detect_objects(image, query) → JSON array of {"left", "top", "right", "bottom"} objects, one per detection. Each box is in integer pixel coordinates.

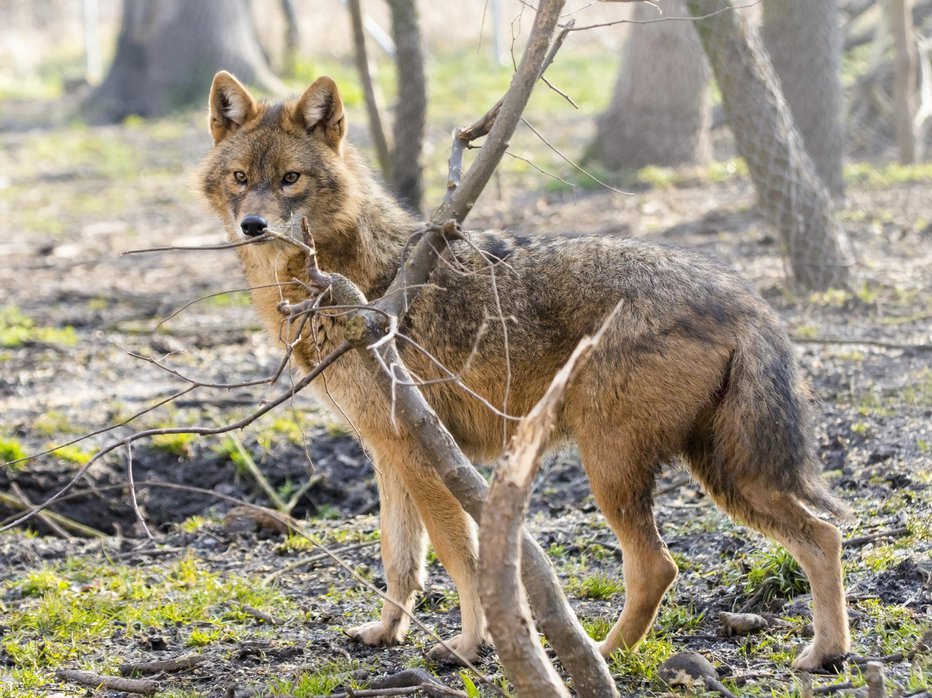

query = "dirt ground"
[{"left": 1, "top": 89, "right": 931, "bottom": 696}]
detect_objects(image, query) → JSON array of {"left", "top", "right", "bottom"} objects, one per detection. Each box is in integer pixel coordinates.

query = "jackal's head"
[{"left": 198, "top": 71, "right": 360, "bottom": 247}]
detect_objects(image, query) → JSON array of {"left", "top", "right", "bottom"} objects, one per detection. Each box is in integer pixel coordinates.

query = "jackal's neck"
[{"left": 314, "top": 152, "right": 420, "bottom": 300}]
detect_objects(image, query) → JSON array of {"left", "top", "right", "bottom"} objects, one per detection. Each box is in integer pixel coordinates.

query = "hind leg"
[
  {"left": 728, "top": 486, "right": 849, "bottom": 670},
  {"left": 579, "top": 441, "right": 679, "bottom": 657}
]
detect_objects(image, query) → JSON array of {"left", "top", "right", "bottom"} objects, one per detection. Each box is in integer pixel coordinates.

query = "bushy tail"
[{"left": 705, "top": 328, "right": 850, "bottom": 520}]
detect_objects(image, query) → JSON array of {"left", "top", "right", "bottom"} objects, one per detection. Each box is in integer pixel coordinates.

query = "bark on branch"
[{"left": 479, "top": 328, "right": 607, "bottom": 696}]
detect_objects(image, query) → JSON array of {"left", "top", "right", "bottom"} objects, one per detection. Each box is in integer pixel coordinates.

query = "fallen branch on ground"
[
  {"left": 56, "top": 669, "right": 159, "bottom": 695},
  {"left": 119, "top": 653, "right": 206, "bottom": 676}
]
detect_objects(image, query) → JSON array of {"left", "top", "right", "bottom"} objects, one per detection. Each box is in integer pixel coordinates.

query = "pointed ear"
[
  {"left": 208, "top": 71, "right": 258, "bottom": 144},
  {"left": 294, "top": 76, "right": 346, "bottom": 151}
]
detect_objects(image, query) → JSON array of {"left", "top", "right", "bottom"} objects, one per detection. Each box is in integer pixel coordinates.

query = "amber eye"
[
  {"left": 233, "top": 170, "right": 247, "bottom": 184},
  {"left": 282, "top": 172, "right": 300, "bottom": 185}
]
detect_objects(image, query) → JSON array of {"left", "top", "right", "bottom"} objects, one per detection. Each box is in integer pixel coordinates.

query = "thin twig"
[
  {"left": 123, "top": 238, "right": 265, "bottom": 255},
  {"left": 348, "top": 0, "right": 392, "bottom": 177},
  {"left": 521, "top": 116, "right": 632, "bottom": 195},
  {"left": 564, "top": 0, "right": 761, "bottom": 32},
  {"left": 125, "top": 441, "right": 153, "bottom": 539},
  {"left": 261, "top": 539, "right": 380, "bottom": 584}
]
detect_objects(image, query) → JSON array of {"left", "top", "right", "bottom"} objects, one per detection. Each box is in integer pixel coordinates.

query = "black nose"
[{"left": 240, "top": 214, "right": 268, "bottom": 237}]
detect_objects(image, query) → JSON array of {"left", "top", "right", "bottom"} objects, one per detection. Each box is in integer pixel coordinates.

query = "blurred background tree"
[
  {"left": 589, "top": 0, "right": 712, "bottom": 171},
  {"left": 760, "top": 0, "right": 846, "bottom": 196},
  {"left": 85, "top": 0, "right": 283, "bottom": 122}
]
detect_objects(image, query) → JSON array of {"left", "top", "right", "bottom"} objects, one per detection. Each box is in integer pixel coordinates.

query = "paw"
[
  {"left": 427, "top": 633, "right": 488, "bottom": 666},
  {"left": 792, "top": 642, "right": 847, "bottom": 672},
  {"left": 346, "top": 620, "right": 407, "bottom": 647}
]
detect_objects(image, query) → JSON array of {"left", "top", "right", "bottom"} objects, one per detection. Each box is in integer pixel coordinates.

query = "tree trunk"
[
  {"left": 388, "top": 0, "right": 427, "bottom": 212},
  {"left": 761, "top": 0, "right": 846, "bottom": 196},
  {"left": 590, "top": 0, "right": 711, "bottom": 171},
  {"left": 86, "top": 0, "right": 281, "bottom": 122},
  {"left": 687, "top": 0, "right": 854, "bottom": 291},
  {"left": 887, "top": 0, "right": 918, "bottom": 163}
]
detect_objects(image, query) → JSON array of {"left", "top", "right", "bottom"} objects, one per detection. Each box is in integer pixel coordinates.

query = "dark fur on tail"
[{"left": 689, "top": 326, "right": 849, "bottom": 522}]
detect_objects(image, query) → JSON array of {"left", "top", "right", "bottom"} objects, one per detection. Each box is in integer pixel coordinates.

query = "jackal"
[{"left": 198, "top": 71, "right": 850, "bottom": 670}]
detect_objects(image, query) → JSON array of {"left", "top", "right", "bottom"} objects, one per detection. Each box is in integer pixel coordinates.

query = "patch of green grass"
[
  {"left": 178, "top": 515, "right": 212, "bottom": 533},
  {"left": 315, "top": 503, "right": 343, "bottom": 521},
  {"left": 324, "top": 421, "right": 352, "bottom": 438},
  {"left": 255, "top": 415, "right": 307, "bottom": 451},
  {"left": 856, "top": 598, "right": 925, "bottom": 656},
  {"left": 845, "top": 160, "right": 932, "bottom": 187},
  {"left": 607, "top": 632, "right": 674, "bottom": 684},
  {"left": 32, "top": 411, "right": 80, "bottom": 437},
  {"left": 793, "top": 324, "right": 819, "bottom": 339},
  {"left": 742, "top": 546, "right": 808, "bottom": 603},
  {"left": 859, "top": 543, "right": 901, "bottom": 573},
  {"left": 901, "top": 368, "right": 932, "bottom": 407},
  {"left": 264, "top": 660, "right": 367, "bottom": 697},
  {"left": 582, "top": 616, "right": 613, "bottom": 642},
  {"left": 21, "top": 125, "right": 139, "bottom": 179},
  {"left": 636, "top": 158, "right": 748, "bottom": 189},
  {"left": 278, "top": 531, "right": 316, "bottom": 553},
  {"left": 567, "top": 573, "right": 624, "bottom": 601},
  {"left": 737, "top": 631, "right": 798, "bottom": 665},
  {"left": 213, "top": 435, "right": 257, "bottom": 476},
  {"left": 329, "top": 526, "right": 380, "bottom": 545},
  {"left": 151, "top": 432, "right": 197, "bottom": 458},
  {"left": 833, "top": 349, "right": 866, "bottom": 362},
  {"left": 185, "top": 627, "right": 225, "bottom": 647},
  {"left": 851, "top": 421, "right": 872, "bottom": 436},
  {"left": 0, "top": 436, "right": 27, "bottom": 466},
  {"left": 205, "top": 291, "right": 251, "bottom": 308},
  {"left": 657, "top": 603, "right": 706, "bottom": 634},
  {"left": 0, "top": 305, "right": 77, "bottom": 348},
  {"left": 1, "top": 553, "right": 289, "bottom": 694},
  {"left": 48, "top": 443, "right": 94, "bottom": 466}
]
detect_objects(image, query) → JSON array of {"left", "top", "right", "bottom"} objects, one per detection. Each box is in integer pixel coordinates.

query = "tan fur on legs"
[
  {"left": 371, "top": 439, "right": 488, "bottom": 664},
  {"left": 732, "top": 487, "right": 850, "bottom": 669},
  {"left": 578, "top": 441, "right": 678, "bottom": 657},
  {"left": 346, "top": 466, "right": 426, "bottom": 647},
  {"left": 599, "top": 537, "right": 678, "bottom": 657}
]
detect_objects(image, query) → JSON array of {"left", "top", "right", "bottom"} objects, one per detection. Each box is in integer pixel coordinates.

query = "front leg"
[{"left": 347, "top": 466, "right": 426, "bottom": 647}]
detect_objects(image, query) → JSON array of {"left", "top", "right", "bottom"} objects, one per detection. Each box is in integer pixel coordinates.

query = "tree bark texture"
[
  {"left": 591, "top": 0, "right": 711, "bottom": 171},
  {"left": 761, "top": 0, "right": 846, "bottom": 195},
  {"left": 480, "top": 335, "right": 599, "bottom": 698},
  {"left": 388, "top": 0, "right": 427, "bottom": 212},
  {"left": 687, "top": 0, "right": 854, "bottom": 291},
  {"left": 86, "top": 0, "right": 281, "bottom": 122}
]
